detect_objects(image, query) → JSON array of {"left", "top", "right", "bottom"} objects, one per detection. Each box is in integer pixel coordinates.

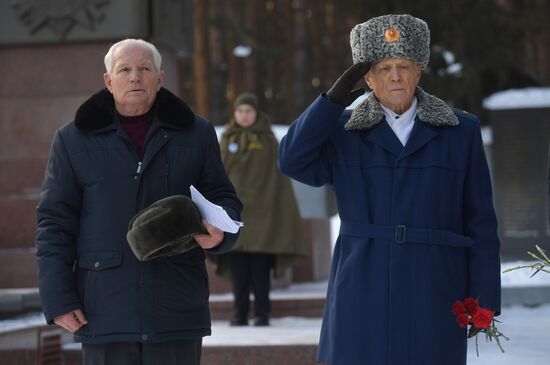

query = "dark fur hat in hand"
[
  {"left": 350, "top": 14, "right": 430, "bottom": 69},
  {"left": 127, "top": 195, "right": 207, "bottom": 261}
]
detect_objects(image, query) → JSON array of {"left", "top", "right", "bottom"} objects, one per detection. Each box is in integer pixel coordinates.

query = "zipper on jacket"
[{"left": 136, "top": 161, "right": 143, "bottom": 174}]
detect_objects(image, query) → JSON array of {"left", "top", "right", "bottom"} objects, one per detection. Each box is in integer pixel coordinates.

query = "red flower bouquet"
[{"left": 452, "top": 297, "right": 509, "bottom": 356}]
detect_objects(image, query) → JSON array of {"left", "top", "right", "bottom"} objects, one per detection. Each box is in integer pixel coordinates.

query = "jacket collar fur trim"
[
  {"left": 345, "top": 87, "right": 459, "bottom": 130},
  {"left": 74, "top": 87, "right": 196, "bottom": 133}
]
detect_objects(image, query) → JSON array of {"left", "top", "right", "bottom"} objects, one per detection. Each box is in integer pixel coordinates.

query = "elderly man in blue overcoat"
[{"left": 279, "top": 14, "right": 501, "bottom": 365}]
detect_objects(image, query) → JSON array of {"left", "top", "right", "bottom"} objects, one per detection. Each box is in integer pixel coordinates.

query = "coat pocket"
[
  {"left": 153, "top": 248, "right": 209, "bottom": 329},
  {"left": 77, "top": 251, "right": 123, "bottom": 315},
  {"left": 78, "top": 251, "right": 123, "bottom": 271}
]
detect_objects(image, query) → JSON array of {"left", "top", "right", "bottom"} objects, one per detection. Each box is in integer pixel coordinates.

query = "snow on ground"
[
  {"left": 215, "top": 124, "right": 289, "bottom": 143},
  {"left": 466, "top": 304, "right": 550, "bottom": 365},
  {"left": 3, "top": 306, "right": 550, "bottom": 364},
  {"left": 205, "top": 305, "right": 550, "bottom": 364},
  {"left": 483, "top": 87, "right": 550, "bottom": 110},
  {"left": 205, "top": 317, "right": 321, "bottom": 346}
]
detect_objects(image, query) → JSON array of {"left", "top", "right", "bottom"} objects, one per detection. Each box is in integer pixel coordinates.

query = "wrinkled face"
[
  {"left": 234, "top": 104, "right": 257, "bottom": 128},
  {"left": 103, "top": 44, "right": 164, "bottom": 116},
  {"left": 365, "top": 58, "right": 421, "bottom": 114}
]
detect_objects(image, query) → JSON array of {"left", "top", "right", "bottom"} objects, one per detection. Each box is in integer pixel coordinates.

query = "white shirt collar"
[{"left": 380, "top": 97, "right": 418, "bottom": 146}]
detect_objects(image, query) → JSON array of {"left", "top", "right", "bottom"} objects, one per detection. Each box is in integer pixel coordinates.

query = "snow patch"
[{"left": 483, "top": 88, "right": 550, "bottom": 110}]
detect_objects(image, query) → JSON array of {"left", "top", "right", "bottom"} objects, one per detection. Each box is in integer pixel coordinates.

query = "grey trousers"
[{"left": 82, "top": 338, "right": 202, "bottom": 365}]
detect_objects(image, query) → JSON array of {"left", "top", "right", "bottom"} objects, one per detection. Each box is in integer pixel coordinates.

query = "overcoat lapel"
[
  {"left": 364, "top": 119, "right": 404, "bottom": 157},
  {"left": 398, "top": 118, "right": 438, "bottom": 161}
]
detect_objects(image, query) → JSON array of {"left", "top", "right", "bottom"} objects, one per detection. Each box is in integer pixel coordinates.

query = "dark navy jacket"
[
  {"left": 36, "top": 88, "right": 242, "bottom": 344},
  {"left": 279, "top": 93, "right": 501, "bottom": 365}
]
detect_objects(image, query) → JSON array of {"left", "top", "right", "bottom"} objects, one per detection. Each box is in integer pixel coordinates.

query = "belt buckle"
[{"left": 395, "top": 225, "right": 407, "bottom": 244}]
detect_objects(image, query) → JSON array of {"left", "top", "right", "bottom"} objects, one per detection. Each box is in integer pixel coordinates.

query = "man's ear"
[
  {"left": 157, "top": 70, "right": 165, "bottom": 90},
  {"left": 103, "top": 73, "right": 113, "bottom": 92},
  {"left": 364, "top": 74, "right": 372, "bottom": 90}
]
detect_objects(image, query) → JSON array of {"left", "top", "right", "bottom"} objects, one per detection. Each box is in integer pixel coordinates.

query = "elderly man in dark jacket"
[
  {"left": 35, "top": 38, "right": 242, "bottom": 365},
  {"left": 279, "top": 14, "right": 501, "bottom": 365}
]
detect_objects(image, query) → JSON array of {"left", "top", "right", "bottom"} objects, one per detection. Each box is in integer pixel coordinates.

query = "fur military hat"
[
  {"left": 127, "top": 195, "right": 207, "bottom": 261},
  {"left": 350, "top": 14, "right": 430, "bottom": 69}
]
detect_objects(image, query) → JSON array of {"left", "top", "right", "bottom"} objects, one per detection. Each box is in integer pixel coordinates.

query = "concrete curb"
[{"left": 0, "top": 289, "right": 40, "bottom": 317}]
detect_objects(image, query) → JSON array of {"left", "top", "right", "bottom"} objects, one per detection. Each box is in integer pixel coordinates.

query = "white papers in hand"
[{"left": 190, "top": 185, "right": 243, "bottom": 234}]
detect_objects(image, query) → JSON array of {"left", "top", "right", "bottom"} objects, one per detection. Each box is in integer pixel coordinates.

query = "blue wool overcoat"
[
  {"left": 278, "top": 89, "right": 501, "bottom": 365},
  {"left": 36, "top": 88, "right": 242, "bottom": 344}
]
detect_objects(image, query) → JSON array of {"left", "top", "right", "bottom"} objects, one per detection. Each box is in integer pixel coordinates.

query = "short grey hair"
[{"left": 104, "top": 39, "right": 162, "bottom": 74}]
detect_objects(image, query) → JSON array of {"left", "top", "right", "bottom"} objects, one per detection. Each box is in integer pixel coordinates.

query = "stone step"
[
  {"left": 209, "top": 294, "right": 325, "bottom": 321},
  {"left": 63, "top": 338, "right": 321, "bottom": 365},
  {"left": 0, "top": 318, "right": 324, "bottom": 365},
  {"left": 209, "top": 281, "right": 327, "bottom": 320},
  {"left": 7, "top": 343, "right": 321, "bottom": 365},
  {"left": 3, "top": 285, "right": 550, "bottom": 365}
]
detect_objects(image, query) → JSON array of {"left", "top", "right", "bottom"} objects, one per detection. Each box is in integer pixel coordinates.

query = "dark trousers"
[
  {"left": 230, "top": 251, "right": 274, "bottom": 320},
  {"left": 82, "top": 338, "right": 202, "bottom": 365}
]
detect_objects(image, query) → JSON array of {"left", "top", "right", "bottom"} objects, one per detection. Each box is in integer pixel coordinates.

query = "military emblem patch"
[{"left": 384, "top": 27, "right": 400, "bottom": 43}]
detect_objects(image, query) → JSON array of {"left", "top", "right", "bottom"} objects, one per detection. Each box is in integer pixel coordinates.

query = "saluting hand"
[
  {"left": 195, "top": 220, "right": 224, "bottom": 249},
  {"left": 326, "top": 62, "right": 371, "bottom": 107}
]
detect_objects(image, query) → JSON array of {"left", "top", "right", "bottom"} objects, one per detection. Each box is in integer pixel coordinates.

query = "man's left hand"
[
  {"left": 326, "top": 62, "right": 371, "bottom": 107},
  {"left": 195, "top": 220, "right": 224, "bottom": 249}
]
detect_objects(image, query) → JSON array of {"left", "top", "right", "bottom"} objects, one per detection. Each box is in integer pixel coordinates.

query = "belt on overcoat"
[{"left": 339, "top": 220, "right": 473, "bottom": 248}]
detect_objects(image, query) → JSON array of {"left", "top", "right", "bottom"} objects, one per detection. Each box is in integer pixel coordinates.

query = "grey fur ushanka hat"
[
  {"left": 350, "top": 14, "right": 430, "bottom": 69},
  {"left": 127, "top": 195, "right": 207, "bottom": 261}
]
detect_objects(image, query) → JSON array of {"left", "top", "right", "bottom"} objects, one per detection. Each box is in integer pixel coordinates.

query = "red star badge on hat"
[{"left": 384, "top": 27, "right": 400, "bottom": 43}]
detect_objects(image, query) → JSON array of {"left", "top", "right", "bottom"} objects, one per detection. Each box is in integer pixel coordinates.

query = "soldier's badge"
[{"left": 384, "top": 27, "right": 400, "bottom": 43}]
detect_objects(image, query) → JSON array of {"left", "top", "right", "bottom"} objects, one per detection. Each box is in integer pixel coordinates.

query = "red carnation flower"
[
  {"left": 464, "top": 297, "right": 480, "bottom": 315},
  {"left": 452, "top": 297, "right": 508, "bottom": 356},
  {"left": 452, "top": 300, "right": 466, "bottom": 315},
  {"left": 456, "top": 313, "right": 470, "bottom": 328},
  {"left": 471, "top": 308, "right": 494, "bottom": 330}
]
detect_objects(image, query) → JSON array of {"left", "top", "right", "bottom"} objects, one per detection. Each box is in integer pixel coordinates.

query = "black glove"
[{"left": 326, "top": 62, "right": 371, "bottom": 107}]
